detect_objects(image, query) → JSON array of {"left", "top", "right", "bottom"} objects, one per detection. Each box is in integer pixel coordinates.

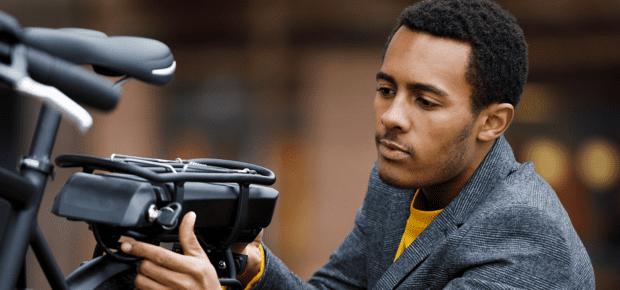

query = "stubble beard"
[{"left": 377, "top": 120, "right": 475, "bottom": 189}]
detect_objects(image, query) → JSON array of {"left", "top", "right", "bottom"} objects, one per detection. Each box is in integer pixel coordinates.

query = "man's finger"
[
  {"left": 138, "top": 259, "right": 192, "bottom": 288},
  {"left": 135, "top": 272, "right": 167, "bottom": 290},
  {"left": 121, "top": 240, "right": 199, "bottom": 273},
  {"left": 121, "top": 239, "right": 164, "bottom": 259},
  {"left": 178, "top": 211, "right": 208, "bottom": 258},
  {"left": 120, "top": 240, "right": 171, "bottom": 264}
]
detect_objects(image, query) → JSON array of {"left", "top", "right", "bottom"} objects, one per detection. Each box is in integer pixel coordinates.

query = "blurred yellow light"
[
  {"left": 576, "top": 138, "right": 620, "bottom": 192},
  {"left": 522, "top": 137, "right": 570, "bottom": 188}
]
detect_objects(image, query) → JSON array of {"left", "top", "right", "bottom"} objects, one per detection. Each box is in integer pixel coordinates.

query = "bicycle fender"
[{"left": 66, "top": 255, "right": 135, "bottom": 290}]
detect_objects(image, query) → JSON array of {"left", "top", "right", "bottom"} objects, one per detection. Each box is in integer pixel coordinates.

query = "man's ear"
[{"left": 476, "top": 103, "right": 514, "bottom": 142}]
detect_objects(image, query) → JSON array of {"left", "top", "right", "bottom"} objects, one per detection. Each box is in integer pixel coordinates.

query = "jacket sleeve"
[
  {"left": 251, "top": 206, "right": 369, "bottom": 290},
  {"left": 443, "top": 205, "right": 595, "bottom": 290}
]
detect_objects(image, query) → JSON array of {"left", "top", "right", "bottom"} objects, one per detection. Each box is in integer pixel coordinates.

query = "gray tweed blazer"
[{"left": 253, "top": 136, "right": 595, "bottom": 289}]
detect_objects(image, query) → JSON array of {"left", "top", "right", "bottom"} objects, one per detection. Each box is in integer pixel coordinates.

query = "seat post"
[{"left": 0, "top": 104, "right": 61, "bottom": 289}]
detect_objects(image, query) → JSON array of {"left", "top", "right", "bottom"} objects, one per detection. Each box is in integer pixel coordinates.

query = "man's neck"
[{"left": 415, "top": 139, "right": 496, "bottom": 211}]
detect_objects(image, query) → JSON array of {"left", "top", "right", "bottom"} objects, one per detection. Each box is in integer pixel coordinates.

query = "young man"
[{"left": 121, "top": 0, "right": 595, "bottom": 289}]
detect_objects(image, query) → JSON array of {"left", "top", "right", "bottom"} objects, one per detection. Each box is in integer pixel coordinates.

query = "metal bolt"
[
  {"left": 218, "top": 261, "right": 226, "bottom": 270},
  {"left": 147, "top": 204, "right": 160, "bottom": 223}
]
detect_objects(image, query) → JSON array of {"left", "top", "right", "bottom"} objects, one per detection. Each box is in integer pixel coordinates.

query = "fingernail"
[
  {"left": 121, "top": 242, "right": 132, "bottom": 252},
  {"left": 188, "top": 211, "right": 196, "bottom": 222}
]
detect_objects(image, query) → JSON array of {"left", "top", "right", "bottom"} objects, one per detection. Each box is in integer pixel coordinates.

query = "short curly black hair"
[{"left": 383, "top": 0, "right": 528, "bottom": 114}]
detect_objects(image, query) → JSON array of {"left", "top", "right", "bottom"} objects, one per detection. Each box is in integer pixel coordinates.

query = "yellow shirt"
[{"left": 394, "top": 189, "right": 443, "bottom": 261}]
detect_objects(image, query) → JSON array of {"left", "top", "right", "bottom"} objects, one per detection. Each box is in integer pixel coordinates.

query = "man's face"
[{"left": 375, "top": 27, "right": 478, "bottom": 189}]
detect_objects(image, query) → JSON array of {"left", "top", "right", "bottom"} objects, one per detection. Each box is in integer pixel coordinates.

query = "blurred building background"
[{"left": 0, "top": 0, "right": 619, "bottom": 288}]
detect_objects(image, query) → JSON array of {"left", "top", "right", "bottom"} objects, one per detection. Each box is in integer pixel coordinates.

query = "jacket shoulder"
[{"left": 458, "top": 162, "right": 595, "bottom": 289}]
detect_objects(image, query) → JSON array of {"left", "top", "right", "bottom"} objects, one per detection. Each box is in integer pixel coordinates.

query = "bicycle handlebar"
[
  {"left": 24, "top": 44, "right": 122, "bottom": 111},
  {"left": 0, "top": 11, "right": 21, "bottom": 44},
  {"left": 18, "top": 76, "right": 94, "bottom": 132}
]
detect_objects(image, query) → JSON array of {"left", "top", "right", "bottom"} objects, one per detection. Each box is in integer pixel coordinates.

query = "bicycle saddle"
[{"left": 22, "top": 27, "right": 175, "bottom": 85}]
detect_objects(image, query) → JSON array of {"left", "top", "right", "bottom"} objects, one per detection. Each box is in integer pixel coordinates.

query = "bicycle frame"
[
  {"left": 0, "top": 11, "right": 265, "bottom": 289},
  {"left": 0, "top": 103, "right": 69, "bottom": 290}
]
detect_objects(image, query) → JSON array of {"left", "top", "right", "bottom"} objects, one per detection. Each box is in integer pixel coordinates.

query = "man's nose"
[{"left": 381, "top": 96, "right": 411, "bottom": 132}]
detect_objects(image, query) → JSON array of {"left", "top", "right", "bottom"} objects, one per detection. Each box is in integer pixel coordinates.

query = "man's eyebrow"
[
  {"left": 376, "top": 71, "right": 449, "bottom": 98},
  {"left": 408, "top": 83, "right": 449, "bottom": 98},
  {"left": 376, "top": 71, "right": 395, "bottom": 83}
]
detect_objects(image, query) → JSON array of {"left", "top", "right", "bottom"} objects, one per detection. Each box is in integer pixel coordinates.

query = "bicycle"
[{"left": 0, "top": 10, "right": 279, "bottom": 290}]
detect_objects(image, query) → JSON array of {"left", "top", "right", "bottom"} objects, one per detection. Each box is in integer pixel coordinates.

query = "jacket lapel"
[
  {"left": 380, "top": 189, "right": 415, "bottom": 269},
  {"left": 373, "top": 136, "right": 520, "bottom": 289}
]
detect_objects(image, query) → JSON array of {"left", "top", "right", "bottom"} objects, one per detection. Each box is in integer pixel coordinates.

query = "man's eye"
[
  {"left": 417, "top": 98, "right": 438, "bottom": 109},
  {"left": 376, "top": 87, "right": 395, "bottom": 96}
]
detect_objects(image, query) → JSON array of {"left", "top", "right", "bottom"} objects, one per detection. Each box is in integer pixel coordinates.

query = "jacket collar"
[{"left": 373, "top": 135, "right": 520, "bottom": 289}]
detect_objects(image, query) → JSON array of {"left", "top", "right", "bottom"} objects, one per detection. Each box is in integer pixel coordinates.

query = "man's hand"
[
  {"left": 121, "top": 211, "right": 222, "bottom": 290},
  {"left": 232, "top": 229, "right": 263, "bottom": 287}
]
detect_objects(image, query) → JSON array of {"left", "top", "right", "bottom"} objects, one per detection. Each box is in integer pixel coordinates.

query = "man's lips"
[{"left": 379, "top": 139, "right": 411, "bottom": 160}]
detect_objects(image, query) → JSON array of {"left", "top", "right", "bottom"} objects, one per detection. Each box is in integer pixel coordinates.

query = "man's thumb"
[{"left": 179, "top": 211, "right": 208, "bottom": 258}]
